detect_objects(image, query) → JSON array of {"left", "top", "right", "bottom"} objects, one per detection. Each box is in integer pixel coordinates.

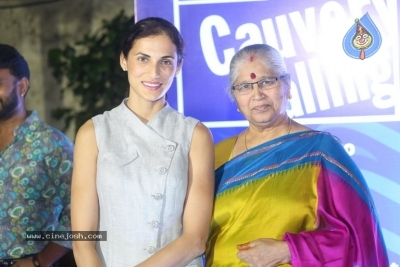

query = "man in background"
[{"left": 0, "top": 44, "right": 73, "bottom": 267}]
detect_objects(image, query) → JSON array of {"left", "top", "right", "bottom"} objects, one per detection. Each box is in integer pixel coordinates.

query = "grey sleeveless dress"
[{"left": 92, "top": 100, "right": 202, "bottom": 267}]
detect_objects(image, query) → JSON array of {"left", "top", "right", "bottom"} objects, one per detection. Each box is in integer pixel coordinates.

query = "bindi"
[{"left": 250, "top": 73, "right": 256, "bottom": 79}]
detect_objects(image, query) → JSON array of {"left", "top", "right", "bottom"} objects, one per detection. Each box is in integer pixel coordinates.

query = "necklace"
[{"left": 244, "top": 118, "right": 292, "bottom": 150}]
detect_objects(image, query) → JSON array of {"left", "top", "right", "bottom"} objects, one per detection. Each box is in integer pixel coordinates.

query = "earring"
[
  {"left": 237, "top": 108, "right": 241, "bottom": 113},
  {"left": 123, "top": 68, "right": 127, "bottom": 71},
  {"left": 287, "top": 100, "right": 292, "bottom": 110}
]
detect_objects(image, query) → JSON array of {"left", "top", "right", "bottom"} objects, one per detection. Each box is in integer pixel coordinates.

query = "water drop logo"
[{"left": 343, "top": 13, "right": 382, "bottom": 60}]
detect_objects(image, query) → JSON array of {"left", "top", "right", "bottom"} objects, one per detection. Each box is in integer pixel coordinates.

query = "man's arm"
[{"left": 13, "top": 242, "right": 70, "bottom": 267}]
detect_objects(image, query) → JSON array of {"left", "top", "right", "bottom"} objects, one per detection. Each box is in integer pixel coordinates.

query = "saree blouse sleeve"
[
  {"left": 283, "top": 133, "right": 388, "bottom": 267},
  {"left": 214, "top": 136, "right": 237, "bottom": 169}
]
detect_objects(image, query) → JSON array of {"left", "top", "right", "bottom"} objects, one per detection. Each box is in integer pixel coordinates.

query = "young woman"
[{"left": 71, "top": 17, "right": 214, "bottom": 267}]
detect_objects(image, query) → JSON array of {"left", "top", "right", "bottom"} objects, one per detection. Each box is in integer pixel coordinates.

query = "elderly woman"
[{"left": 205, "top": 44, "right": 388, "bottom": 267}]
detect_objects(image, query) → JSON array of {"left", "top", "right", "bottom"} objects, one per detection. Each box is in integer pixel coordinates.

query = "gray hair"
[{"left": 226, "top": 44, "right": 290, "bottom": 100}]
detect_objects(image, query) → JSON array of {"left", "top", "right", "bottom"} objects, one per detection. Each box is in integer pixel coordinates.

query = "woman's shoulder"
[
  {"left": 215, "top": 136, "right": 238, "bottom": 169},
  {"left": 74, "top": 119, "right": 98, "bottom": 153},
  {"left": 294, "top": 130, "right": 347, "bottom": 158},
  {"left": 215, "top": 136, "right": 238, "bottom": 150},
  {"left": 290, "top": 120, "right": 341, "bottom": 144},
  {"left": 76, "top": 119, "right": 96, "bottom": 142},
  {"left": 191, "top": 122, "right": 214, "bottom": 145},
  {"left": 311, "top": 130, "right": 342, "bottom": 144}
]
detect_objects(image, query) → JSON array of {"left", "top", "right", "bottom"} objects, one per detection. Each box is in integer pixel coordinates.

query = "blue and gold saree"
[{"left": 206, "top": 131, "right": 388, "bottom": 267}]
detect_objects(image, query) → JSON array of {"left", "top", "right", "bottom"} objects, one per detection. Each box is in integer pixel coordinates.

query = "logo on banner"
[{"left": 343, "top": 13, "right": 382, "bottom": 60}]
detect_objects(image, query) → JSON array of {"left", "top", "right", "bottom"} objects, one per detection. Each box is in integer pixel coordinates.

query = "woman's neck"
[
  {"left": 243, "top": 115, "right": 291, "bottom": 150},
  {"left": 125, "top": 97, "right": 166, "bottom": 124}
]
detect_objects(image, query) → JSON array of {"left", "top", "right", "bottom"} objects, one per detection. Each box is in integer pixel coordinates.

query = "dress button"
[
  {"left": 152, "top": 193, "right": 163, "bottom": 201},
  {"left": 166, "top": 145, "right": 175, "bottom": 152},
  {"left": 158, "top": 167, "right": 167, "bottom": 175},
  {"left": 146, "top": 246, "right": 156, "bottom": 254},
  {"left": 149, "top": 221, "right": 159, "bottom": 228}
]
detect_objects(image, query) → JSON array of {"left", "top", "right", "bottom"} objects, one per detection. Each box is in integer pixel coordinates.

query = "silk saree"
[{"left": 206, "top": 131, "right": 388, "bottom": 267}]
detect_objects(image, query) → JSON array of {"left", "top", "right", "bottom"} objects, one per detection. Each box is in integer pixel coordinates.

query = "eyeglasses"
[{"left": 232, "top": 75, "right": 287, "bottom": 95}]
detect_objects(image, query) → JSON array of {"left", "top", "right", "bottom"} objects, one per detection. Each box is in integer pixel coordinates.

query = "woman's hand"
[{"left": 236, "top": 238, "right": 291, "bottom": 267}]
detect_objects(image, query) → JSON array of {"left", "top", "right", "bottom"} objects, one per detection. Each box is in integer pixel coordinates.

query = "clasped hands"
[
  {"left": 11, "top": 258, "right": 36, "bottom": 267},
  {"left": 236, "top": 238, "right": 291, "bottom": 267}
]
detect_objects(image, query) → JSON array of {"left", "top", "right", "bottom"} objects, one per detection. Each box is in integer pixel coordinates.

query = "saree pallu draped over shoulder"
[{"left": 206, "top": 131, "right": 388, "bottom": 267}]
